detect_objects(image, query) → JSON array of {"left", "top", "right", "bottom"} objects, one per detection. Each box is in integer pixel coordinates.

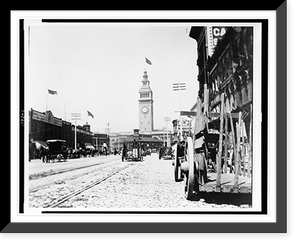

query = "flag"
[
  {"left": 145, "top": 57, "right": 152, "bottom": 65},
  {"left": 87, "top": 110, "right": 94, "bottom": 118},
  {"left": 48, "top": 89, "right": 58, "bottom": 95},
  {"left": 173, "top": 83, "right": 186, "bottom": 91}
]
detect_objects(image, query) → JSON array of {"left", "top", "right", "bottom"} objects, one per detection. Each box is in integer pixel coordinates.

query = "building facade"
[
  {"left": 29, "top": 108, "right": 98, "bottom": 150},
  {"left": 189, "top": 26, "right": 253, "bottom": 136}
]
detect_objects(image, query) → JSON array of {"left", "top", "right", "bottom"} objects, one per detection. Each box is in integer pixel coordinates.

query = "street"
[{"left": 29, "top": 154, "right": 251, "bottom": 210}]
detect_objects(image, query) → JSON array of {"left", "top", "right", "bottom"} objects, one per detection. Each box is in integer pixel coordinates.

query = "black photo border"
[
  {"left": 3, "top": 2, "right": 286, "bottom": 233},
  {"left": 40, "top": 18, "right": 267, "bottom": 216}
]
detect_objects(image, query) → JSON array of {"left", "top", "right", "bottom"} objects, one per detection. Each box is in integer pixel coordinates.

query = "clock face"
[{"left": 141, "top": 106, "right": 149, "bottom": 114}]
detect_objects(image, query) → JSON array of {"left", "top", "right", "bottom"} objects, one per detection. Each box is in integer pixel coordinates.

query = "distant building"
[
  {"left": 109, "top": 129, "right": 171, "bottom": 151},
  {"left": 92, "top": 133, "right": 110, "bottom": 152}
]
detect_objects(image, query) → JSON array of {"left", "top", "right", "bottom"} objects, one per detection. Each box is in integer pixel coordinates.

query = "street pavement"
[{"left": 28, "top": 154, "right": 251, "bottom": 210}]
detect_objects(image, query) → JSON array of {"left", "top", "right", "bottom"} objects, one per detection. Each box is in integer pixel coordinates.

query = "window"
[{"left": 140, "top": 93, "right": 150, "bottom": 98}]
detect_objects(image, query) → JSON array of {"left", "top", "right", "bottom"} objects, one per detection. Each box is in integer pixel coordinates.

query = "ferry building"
[{"left": 110, "top": 70, "right": 172, "bottom": 151}]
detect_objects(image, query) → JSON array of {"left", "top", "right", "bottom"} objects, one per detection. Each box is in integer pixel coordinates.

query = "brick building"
[{"left": 29, "top": 109, "right": 104, "bottom": 158}]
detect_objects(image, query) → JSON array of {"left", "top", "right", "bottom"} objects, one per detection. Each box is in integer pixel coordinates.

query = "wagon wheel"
[
  {"left": 174, "top": 143, "right": 183, "bottom": 182},
  {"left": 184, "top": 137, "right": 199, "bottom": 200}
]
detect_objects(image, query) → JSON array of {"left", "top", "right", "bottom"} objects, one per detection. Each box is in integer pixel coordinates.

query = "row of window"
[{"left": 140, "top": 93, "right": 150, "bottom": 98}]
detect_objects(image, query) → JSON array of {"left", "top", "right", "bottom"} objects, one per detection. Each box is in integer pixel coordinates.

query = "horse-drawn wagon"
[{"left": 46, "top": 139, "right": 68, "bottom": 162}]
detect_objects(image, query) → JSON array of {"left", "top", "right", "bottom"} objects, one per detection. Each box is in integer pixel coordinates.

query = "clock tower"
[{"left": 138, "top": 70, "right": 154, "bottom": 132}]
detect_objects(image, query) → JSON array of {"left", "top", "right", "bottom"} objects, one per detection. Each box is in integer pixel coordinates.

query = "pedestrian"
[
  {"left": 40, "top": 146, "right": 45, "bottom": 162},
  {"left": 159, "top": 147, "right": 164, "bottom": 159},
  {"left": 122, "top": 144, "right": 127, "bottom": 162}
]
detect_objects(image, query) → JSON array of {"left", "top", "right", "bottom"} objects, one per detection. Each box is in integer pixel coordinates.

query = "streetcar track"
[
  {"left": 29, "top": 159, "right": 124, "bottom": 193},
  {"left": 43, "top": 162, "right": 134, "bottom": 208},
  {"left": 29, "top": 156, "right": 121, "bottom": 181}
]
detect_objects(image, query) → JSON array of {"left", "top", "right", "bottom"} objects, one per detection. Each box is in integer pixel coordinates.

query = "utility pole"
[
  {"left": 164, "top": 116, "right": 171, "bottom": 147},
  {"left": 173, "top": 83, "right": 186, "bottom": 141},
  {"left": 71, "top": 113, "right": 81, "bottom": 151},
  {"left": 105, "top": 123, "right": 110, "bottom": 151}
]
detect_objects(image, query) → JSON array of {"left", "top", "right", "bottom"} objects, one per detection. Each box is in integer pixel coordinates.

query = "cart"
[{"left": 174, "top": 95, "right": 252, "bottom": 200}]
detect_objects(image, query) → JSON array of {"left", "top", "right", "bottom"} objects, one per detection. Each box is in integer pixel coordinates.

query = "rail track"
[
  {"left": 29, "top": 157, "right": 125, "bottom": 192},
  {"left": 29, "top": 155, "right": 120, "bottom": 180},
  {"left": 42, "top": 162, "right": 134, "bottom": 208}
]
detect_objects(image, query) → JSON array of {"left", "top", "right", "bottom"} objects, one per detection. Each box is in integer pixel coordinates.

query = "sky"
[{"left": 26, "top": 23, "right": 199, "bottom": 133}]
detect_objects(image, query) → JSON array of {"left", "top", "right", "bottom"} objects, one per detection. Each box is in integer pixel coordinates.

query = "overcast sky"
[{"left": 26, "top": 23, "right": 198, "bottom": 133}]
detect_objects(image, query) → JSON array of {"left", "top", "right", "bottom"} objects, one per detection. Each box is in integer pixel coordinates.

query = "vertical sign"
[
  {"left": 212, "top": 27, "right": 226, "bottom": 46},
  {"left": 206, "top": 26, "right": 227, "bottom": 57}
]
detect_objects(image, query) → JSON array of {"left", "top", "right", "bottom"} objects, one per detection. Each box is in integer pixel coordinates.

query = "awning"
[
  {"left": 85, "top": 143, "right": 95, "bottom": 150},
  {"left": 46, "top": 139, "right": 66, "bottom": 143},
  {"left": 180, "top": 111, "right": 196, "bottom": 117},
  {"left": 35, "top": 140, "right": 49, "bottom": 149}
]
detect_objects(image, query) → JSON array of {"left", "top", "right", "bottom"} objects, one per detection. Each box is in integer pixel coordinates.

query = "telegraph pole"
[
  {"left": 71, "top": 113, "right": 81, "bottom": 151},
  {"left": 173, "top": 83, "right": 186, "bottom": 141},
  {"left": 164, "top": 116, "right": 171, "bottom": 147},
  {"left": 105, "top": 123, "right": 110, "bottom": 151}
]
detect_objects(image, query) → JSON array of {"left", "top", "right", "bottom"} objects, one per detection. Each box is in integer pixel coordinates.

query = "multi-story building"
[{"left": 189, "top": 26, "right": 253, "bottom": 136}]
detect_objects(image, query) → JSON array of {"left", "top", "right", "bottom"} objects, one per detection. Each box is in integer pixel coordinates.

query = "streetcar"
[
  {"left": 122, "top": 139, "right": 143, "bottom": 161},
  {"left": 46, "top": 139, "right": 68, "bottom": 162}
]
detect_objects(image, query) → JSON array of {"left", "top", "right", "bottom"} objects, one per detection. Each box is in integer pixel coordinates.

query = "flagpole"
[
  {"left": 46, "top": 90, "right": 48, "bottom": 111},
  {"left": 179, "top": 86, "right": 183, "bottom": 140},
  {"left": 64, "top": 101, "right": 66, "bottom": 121}
]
